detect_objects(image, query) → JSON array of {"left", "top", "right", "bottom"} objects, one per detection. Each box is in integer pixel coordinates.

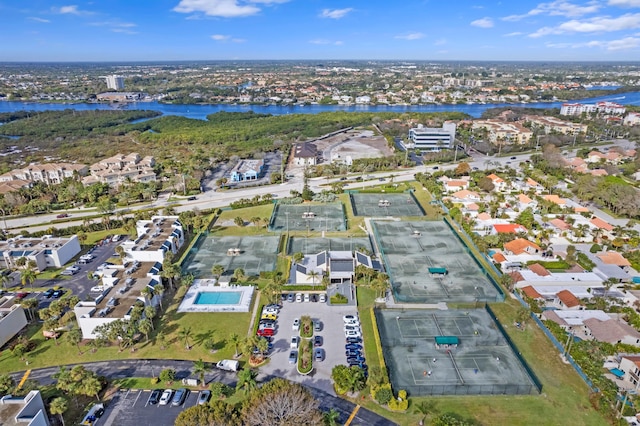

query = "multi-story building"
[
  {"left": 0, "top": 296, "right": 28, "bottom": 348},
  {"left": 624, "top": 112, "right": 640, "bottom": 126},
  {"left": 408, "top": 122, "right": 457, "bottom": 151},
  {"left": 105, "top": 75, "right": 125, "bottom": 90},
  {"left": 121, "top": 216, "right": 185, "bottom": 264},
  {"left": 0, "top": 391, "right": 50, "bottom": 426},
  {"left": 0, "top": 235, "right": 81, "bottom": 272},
  {"left": 472, "top": 120, "right": 532, "bottom": 145},
  {"left": 524, "top": 115, "right": 588, "bottom": 135},
  {"left": 293, "top": 143, "right": 318, "bottom": 166},
  {"left": 560, "top": 101, "right": 626, "bottom": 116},
  {"left": 230, "top": 159, "right": 264, "bottom": 182},
  {"left": 81, "top": 152, "right": 156, "bottom": 187},
  {"left": 0, "top": 163, "right": 87, "bottom": 186}
]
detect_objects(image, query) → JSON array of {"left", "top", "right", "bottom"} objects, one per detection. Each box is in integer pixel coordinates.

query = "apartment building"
[
  {"left": 0, "top": 163, "right": 87, "bottom": 186},
  {"left": 81, "top": 152, "right": 156, "bottom": 187},
  {"left": 560, "top": 101, "right": 626, "bottom": 116},
  {"left": 408, "top": 122, "right": 457, "bottom": 151},
  {"left": 524, "top": 115, "right": 588, "bottom": 135},
  {"left": 121, "top": 216, "right": 185, "bottom": 264},
  {"left": 472, "top": 120, "right": 533, "bottom": 145},
  {"left": 0, "top": 235, "right": 81, "bottom": 272},
  {"left": 0, "top": 391, "right": 50, "bottom": 426},
  {"left": 0, "top": 296, "right": 28, "bottom": 348},
  {"left": 105, "top": 75, "right": 125, "bottom": 90}
]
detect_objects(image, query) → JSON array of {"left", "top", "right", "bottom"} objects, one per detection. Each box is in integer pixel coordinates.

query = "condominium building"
[
  {"left": 560, "top": 101, "right": 626, "bottom": 116},
  {"left": 0, "top": 391, "right": 50, "bottom": 426},
  {"left": 408, "top": 122, "right": 457, "bottom": 151},
  {"left": 0, "top": 235, "right": 81, "bottom": 272},
  {"left": 524, "top": 115, "right": 588, "bottom": 135},
  {"left": 0, "top": 163, "right": 87, "bottom": 186},
  {"left": 121, "top": 216, "right": 185, "bottom": 264},
  {"left": 472, "top": 120, "right": 533, "bottom": 145},
  {"left": 105, "top": 75, "right": 125, "bottom": 90},
  {"left": 81, "top": 152, "right": 156, "bottom": 187},
  {"left": 0, "top": 296, "right": 28, "bottom": 348}
]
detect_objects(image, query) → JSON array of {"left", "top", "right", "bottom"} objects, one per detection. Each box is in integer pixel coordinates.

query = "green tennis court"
[
  {"left": 350, "top": 193, "right": 425, "bottom": 217},
  {"left": 268, "top": 203, "right": 346, "bottom": 232}
]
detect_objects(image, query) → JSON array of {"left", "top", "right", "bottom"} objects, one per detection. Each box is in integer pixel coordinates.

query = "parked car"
[
  {"left": 295, "top": 293, "right": 302, "bottom": 303},
  {"left": 345, "top": 343, "right": 362, "bottom": 351},
  {"left": 159, "top": 389, "right": 173, "bottom": 406},
  {"left": 314, "top": 336, "right": 323, "bottom": 347},
  {"left": 56, "top": 213, "right": 69, "bottom": 218},
  {"left": 319, "top": 293, "right": 326, "bottom": 303},
  {"left": 347, "top": 356, "right": 366, "bottom": 365},
  {"left": 171, "top": 388, "right": 188, "bottom": 406},
  {"left": 52, "top": 289, "right": 64, "bottom": 299},
  {"left": 343, "top": 315, "right": 358, "bottom": 323},
  {"left": 314, "top": 348, "right": 325, "bottom": 362},
  {"left": 345, "top": 329, "right": 362, "bottom": 338},
  {"left": 15, "top": 292, "right": 29, "bottom": 299},
  {"left": 261, "top": 313, "right": 277, "bottom": 321},
  {"left": 259, "top": 320, "right": 276, "bottom": 328},
  {"left": 43, "top": 288, "right": 55, "bottom": 298},
  {"left": 344, "top": 325, "right": 360, "bottom": 333},
  {"left": 346, "top": 337, "right": 362, "bottom": 344},
  {"left": 346, "top": 349, "right": 362, "bottom": 358},
  {"left": 187, "top": 196, "right": 197, "bottom": 201},
  {"left": 344, "top": 319, "right": 360, "bottom": 327},
  {"left": 303, "top": 293, "right": 310, "bottom": 303},
  {"left": 265, "top": 303, "right": 281, "bottom": 310},
  {"left": 288, "top": 351, "right": 298, "bottom": 364},
  {"left": 257, "top": 328, "right": 274, "bottom": 337},
  {"left": 313, "top": 321, "right": 322, "bottom": 332},
  {"left": 149, "top": 389, "right": 162, "bottom": 405},
  {"left": 287, "top": 293, "right": 295, "bottom": 303},
  {"left": 292, "top": 318, "right": 300, "bottom": 331},
  {"left": 198, "top": 390, "right": 211, "bottom": 405},
  {"left": 290, "top": 336, "right": 299, "bottom": 348}
]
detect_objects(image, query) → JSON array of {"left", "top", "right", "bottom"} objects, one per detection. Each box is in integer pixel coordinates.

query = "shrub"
[
  {"left": 159, "top": 368, "right": 176, "bottom": 383},
  {"left": 590, "top": 244, "right": 602, "bottom": 253},
  {"left": 150, "top": 377, "right": 159, "bottom": 384},
  {"left": 374, "top": 386, "right": 393, "bottom": 405},
  {"left": 209, "top": 381, "right": 233, "bottom": 399},
  {"left": 330, "top": 293, "right": 348, "bottom": 304}
]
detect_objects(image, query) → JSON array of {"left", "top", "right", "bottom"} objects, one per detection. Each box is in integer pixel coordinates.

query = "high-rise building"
[
  {"left": 408, "top": 122, "right": 457, "bottom": 151},
  {"left": 105, "top": 75, "right": 125, "bottom": 90}
]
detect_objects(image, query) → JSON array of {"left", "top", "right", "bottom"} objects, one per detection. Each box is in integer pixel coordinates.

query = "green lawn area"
[
  {"left": 338, "top": 193, "right": 364, "bottom": 232},
  {"left": 217, "top": 204, "right": 274, "bottom": 224},
  {"left": 211, "top": 204, "right": 274, "bottom": 236},
  {"left": 0, "top": 288, "right": 255, "bottom": 374},
  {"left": 407, "top": 182, "right": 440, "bottom": 219},
  {"left": 355, "top": 287, "right": 607, "bottom": 426},
  {"left": 83, "top": 227, "right": 126, "bottom": 246}
]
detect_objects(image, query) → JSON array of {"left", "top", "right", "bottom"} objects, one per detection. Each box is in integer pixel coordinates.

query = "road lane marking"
[
  {"left": 344, "top": 404, "right": 360, "bottom": 426},
  {"left": 17, "top": 370, "right": 31, "bottom": 389}
]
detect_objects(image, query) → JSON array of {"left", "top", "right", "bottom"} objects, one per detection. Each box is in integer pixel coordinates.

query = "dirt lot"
[{"left": 316, "top": 129, "right": 393, "bottom": 163}]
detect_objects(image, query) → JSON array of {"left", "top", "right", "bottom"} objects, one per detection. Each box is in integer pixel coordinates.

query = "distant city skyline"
[{"left": 2, "top": 0, "right": 640, "bottom": 62}]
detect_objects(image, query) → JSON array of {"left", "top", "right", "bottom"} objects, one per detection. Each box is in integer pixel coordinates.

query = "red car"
[
  {"left": 257, "top": 329, "right": 274, "bottom": 337},
  {"left": 56, "top": 213, "right": 70, "bottom": 219},
  {"left": 15, "top": 292, "right": 29, "bottom": 299}
]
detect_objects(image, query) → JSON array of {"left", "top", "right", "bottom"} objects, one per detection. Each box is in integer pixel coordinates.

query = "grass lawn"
[
  {"left": 0, "top": 288, "right": 254, "bottom": 374},
  {"left": 356, "top": 287, "right": 381, "bottom": 369},
  {"left": 217, "top": 204, "right": 274, "bottom": 225},
  {"left": 83, "top": 227, "right": 126, "bottom": 246},
  {"left": 338, "top": 193, "right": 364, "bottom": 232},
  {"left": 407, "top": 182, "right": 440, "bottom": 219}
]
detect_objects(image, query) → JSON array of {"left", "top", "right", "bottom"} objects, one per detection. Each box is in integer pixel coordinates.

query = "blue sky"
[{"left": 2, "top": 0, "right": 640, "bottom": 61}]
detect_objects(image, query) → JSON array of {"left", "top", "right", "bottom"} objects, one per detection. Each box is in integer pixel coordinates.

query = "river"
[{"left": 0, "top": 91, "right": 638, "bottom": 120}]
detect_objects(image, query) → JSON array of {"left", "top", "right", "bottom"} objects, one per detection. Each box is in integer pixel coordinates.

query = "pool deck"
[{"left": 178, "top": 279, "right": 255, "bottom": 313}]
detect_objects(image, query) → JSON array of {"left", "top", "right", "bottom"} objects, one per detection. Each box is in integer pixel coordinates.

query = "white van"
[{"left": 216, "top": 359, "right": 240, "bottom": 372}]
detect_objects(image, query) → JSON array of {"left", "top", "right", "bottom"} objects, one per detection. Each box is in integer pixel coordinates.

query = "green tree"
[
  {"left": 0, "top": 374, "right": 15, "bottom": 394},
  {"left": 138, "top": 318, "right": 153, "bottom": 342},
  {"left": 65, "top": 327, "right": 83, "bottom": 355},
  {"left": 229, "top": 333, "right": 241, "bottom": 358},
  {"left": 235, "top": 368, "right": 257, "bottom": 395},
  {"left": 234, "top": 216, "right": 245, "bottom": 227},
  {"left": 20, "top": 268, "right": 37, "bottom": 290},
  {"left": 159, "top": 368, "right": 176, "bottom": 384},
  {"left": 515, "top": 208, "right": 535, "bottom": 230},
  {"left": 161, "top": 261, "right": 180, "bottom": 291},
  {"left": 50, "top": 397, "right": 68, "bottom": 426},
  {"left": 193, "top": 358, "right": 208, "bottom": 386},
  {"left": 178, "top": 326, "right": 193, "bottom": 350},
  {"left": 323, "top": 408, "right": 340, "bottom": 426},
  {"left": 0, "top": 272, "right": 12, "bottom": 291},
  {"left": 211, "top": 264, "right": 225, "bottom": 280},
  {"left": 153, "top": 284, "right": 165, "bottom": 311},
  {"left": 175, "top": 400, "right": 241, "bottom": 426},
  {"left": 233, "top": 268, "right": 245, "bottom": 282}
]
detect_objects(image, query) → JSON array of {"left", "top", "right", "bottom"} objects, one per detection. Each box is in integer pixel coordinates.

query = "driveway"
[{"left": 259, "top": 294, "right": 359, "bottom": 395}]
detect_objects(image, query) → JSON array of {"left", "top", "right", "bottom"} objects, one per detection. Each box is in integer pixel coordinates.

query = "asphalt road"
[{"left": 12, "top": 359, "right": 396, "bottom": 426}]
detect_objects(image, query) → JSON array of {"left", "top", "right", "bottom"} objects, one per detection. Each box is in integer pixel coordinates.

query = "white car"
[
  {"left": 345, "top": 319, "right": 360, "bottom": 327},
  {"left": 292, "top": 318, "right": 300, "bottom": 331},
  {"left": 159, "top": 389, "right": 173, "bottom": 406},
  {"left": 262, "top": 307, "right": 279, "bottom": 315},
  {"left": 344, "top": 325, "right": 360, "bottom": 333},
  {"left": 345, "top": 329, "right": 362, "bottom": 338},
  {"left": 90, "top": 286, "right": 105, "bottom": 293},
  {"left": 343, "top": 315, "right": 359, "bottom": 323},
  {"left": 290, "top": 336, "right": 299, "bottom": 348},
  {"left": 319, "top": 293, "right": 326, "bottom": 303},
  {"left": 304, "top": 293, "right": 310, "bottom": 303}
]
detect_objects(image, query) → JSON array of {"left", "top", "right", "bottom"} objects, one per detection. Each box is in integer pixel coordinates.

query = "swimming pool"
[{"left": 194, "top": 291, "right": 242, "bottom": 305}]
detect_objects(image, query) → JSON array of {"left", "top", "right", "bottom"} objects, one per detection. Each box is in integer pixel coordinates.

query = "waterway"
[{"left": 0, "top": 91, "right": 638, "bottom": 120}]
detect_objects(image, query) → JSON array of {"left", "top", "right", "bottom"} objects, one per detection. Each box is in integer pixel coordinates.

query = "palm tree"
[
  {"left": 229, "top": 333, "right": 241, "bottom": 358},
  {"left": 144, "top": 305, "right": 156, "bottom": 330},
  {"left": 161, "top": 261, "right": 180, "bottom": 291},
  {"left": 193, "top": 358, "right": 208, "bottom": 386},
  {"left": 235, "top": 368, "right": 257, "bottom": 395},
  {"left": 413, "top": 401, "right": 437, "bottom": 426},
  {"left": 307, "top": 270, "right": 320, "bottom": 287},
  {"left": 178, "top": 326, "right": 193, "bottom": 350},
  {"left": 153, "top": 284, "right": 165, "bottom": 311},
  {"left": 20, "top": 268, "right": 37, "bottom": 290},
  {"left": 50, "top": 397, "right": 68, "bottom": 426},
  {"left": 255, "top": 337, "right": 269, "bottom": 360},
  {"left": 138, "top": 319, "right": 153, "bottom": 342},
  {"left": 211, "top": 264, "right": 225, "bottom": 280},
  {"left": 0, "top": 272, "right": 12, "bottom": 291},
  {"left": 65, "top": 327, "right": 83, "bottom": 355},
  {"left": 19, "top": 298, "right": 38, "bottom": 323},
  {"left": 233, "top": 268, "right": 245, "bottom": 283},
  {"left": 323, "top": 408, "right": 340, "bottom": 426},
  {"left": 181, "top": 273, "right": 195, "bottom": 288}
]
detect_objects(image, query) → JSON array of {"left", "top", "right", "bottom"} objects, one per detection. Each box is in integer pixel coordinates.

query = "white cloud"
[
  {"left": 211, "top": 34, "right": 245, "bottom": 42},
  {"left": 504, "top": 31, "right": 523, "bottom": 36},
  {"left": 546, "top": 36, "right": 640, "bottom": 49},
  {"left": 54, "top": 5, "right": 92, "bottom": 15},
  {"left": 28, "top": 17, "right": 50, "bottom": 23},
  {"left": 608, "top": 0, "right": 640, "bottom": 7},
  {"left": 503, "top": 1, "right": 600, "bottom": 21},
  {"left": 111, "top": 28, "right": 138, "bottom": 35},
  {"left": 173, "top": 0, "right": 279, "bottom": 18},
  {"left": 471, "top": 17, "right": 494, "bottom": 28},
  {"left": 309, "top": 39, "right": 343, "bottom": 45},
  {"left": 434, "top": 38, "right": 447, "bottom": 45},
  {"left": 529, "top": 13, "right": 640, "bottom": 37},
  {"left": 394, "top": 32, "right": 425, "bottom": 40},
  {"left": 319, "top": 8, "right": 353, "bottom": 19}
]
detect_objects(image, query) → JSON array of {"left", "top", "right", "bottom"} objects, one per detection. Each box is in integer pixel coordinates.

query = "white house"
[
  {"left": 0, "top": 235, "right": 81, "bottom": 272},
  {"left": 293, "top": 250, "right": 374, "bottom": 285},
  {"left": 121, "top": 216, "right": 185, "bottom": 264}
]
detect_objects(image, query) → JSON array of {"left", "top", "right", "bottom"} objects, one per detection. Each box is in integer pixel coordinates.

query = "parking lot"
[
  {"left": 101, "top": 388, "right": 205, "bottom": 426},
  {"left": 258, "top": 293, "right": 360, "bottom": 394}
]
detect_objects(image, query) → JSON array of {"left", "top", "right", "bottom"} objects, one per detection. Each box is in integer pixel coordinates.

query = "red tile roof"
[
  {"left": 521, "top": 286, "right": 543, "bottom": 299},
  {"left": 556, "top": 290, "right": 580, "bottom": 308},
  {"left": 590, "top": 217, "right": 614, "bottom": 231},
  {"left": 528, "top": 263, "right": 550, "bottom": 276},
  {"left": 504, "top": 238, "right": 540, "bottom": 254},
  {"left": 494, "top": 224, "right": 527, "bottom": 234}
]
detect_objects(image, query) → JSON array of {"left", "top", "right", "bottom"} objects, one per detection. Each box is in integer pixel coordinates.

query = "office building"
[{"left": 408, "top": 122, "right": 457, "bottom": 151}]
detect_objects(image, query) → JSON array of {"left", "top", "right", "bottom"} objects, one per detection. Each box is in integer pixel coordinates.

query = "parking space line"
[
  {"left": 344, "top": 404, "right": 360, "bottom": 426},
  {"left": 17, "top": 369, "right": 31, "bottom": 389},
  {"left": 131, "top": 390, "right": 142, "bottom": 407}
]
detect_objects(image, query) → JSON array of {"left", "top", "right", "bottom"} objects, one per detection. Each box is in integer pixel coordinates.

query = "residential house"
[
  {"left": 503, "top": 238, "right": 541, "bottom": 256},
  {"left": 0, "top": 391, "right": 50, "bottom": 426},
  {"left": 597, "top": 251, "right": 631, "bottom": 273},
  {"left": 520, "top": 285, "right": 544, "bottom": 302},
  {"left": 517, "top": 193, "right": 537, "bottom": 211},
  {"left": 0, "top": 179, "right": 30, "bottom": 195},
  {"left": 230, "top": 159, "right": 264, "bottom": 182},
  {"left": 543, "top": 194, "right": 568, "bottom": 208},
  {"left": 82, "top": 152, "right": 156, "bottom": 187},
  {"left": 590, "top": 217, "right": 614, "bottom": 239},
  {"left": 624, "top": 112, "right": 640, "bottom": 126},
  {"left": 0, "top": 235, "right": 81, "bottom": 272},
  {"left": 548, "top": 218, "right": 571, "bottom": 238},
  {"left": 0, "top": 296, "right": 28, "bottom": 348},
  {"left": 541, "top": 309, "right": 610, "bottom": 336},
  {"left": 491, "top": 224, "right": 528, "bottom": 235},
  {"left": 524, "top": 178, "right": 544, "bottom": 193},
  {"left": 486, "top": 174, "right": 508, "bottom": 191},
  {"left": 293, "top": 143, "right": 318, "bottom": 166},
  {"left": 442, "top": 179, "right": 470, "bottom": 193},
  {"left": 554, "top": 289, "right": 582, "bottom": 310},
  {"left": 449, "top": 189, "right": 481, "bottom": 203},
  {"left": 0, "top": 163, "right": 87, "bottom": 187},
  {"left": 584, "top": 317, "right": 640, "bottom": 346},
  {"left": 564, "top": 157, "right": 588, "bottom": 173},
  {"left": 614, "top": 355, "right": 640, "bottom": 389}
]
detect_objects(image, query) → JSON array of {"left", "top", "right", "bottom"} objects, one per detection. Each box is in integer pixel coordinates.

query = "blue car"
[
  {"left": 345, "top": 343, "right": 362, "bottom": 351},
  {"left": 345, "top": 349, "right": 362, "bottom": 358}
]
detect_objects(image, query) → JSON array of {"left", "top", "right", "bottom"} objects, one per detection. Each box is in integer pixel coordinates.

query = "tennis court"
[
  {"left": 182, "top": 235, "right": 279, "bottom": 278},
  {"left": 287, "top": 237, "right": 372, "bottom": 255},
  {"left": 268, "top": 203, "right": 346, "bottom": 232},
  {"left": 376, "top": 308, "right": 539, "bottom": 396},
  {"left": 372, "top": 220, "right": 502, "bottom": 303},
  {"left": 350, "top": 193, "right": 425, "bottom": 217}
]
